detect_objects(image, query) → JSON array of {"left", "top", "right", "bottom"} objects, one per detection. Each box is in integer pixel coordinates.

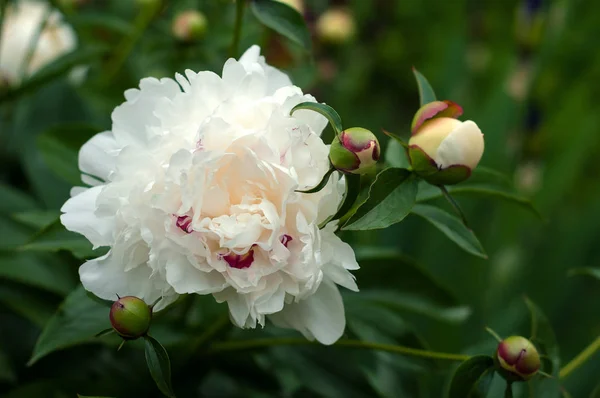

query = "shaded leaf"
[
  {"left": 0, "top": 284, "right": 57, "bottom": 327},
  {"left": 448, "top": 355, "right": 495, "bottom": 398},
  {"left": 417, "top": 182, "right": 543, "bottom": 219},
  {"left": 567, "top": 267, "right": 600, "bottom": 280},
  {"left": 343, "top": 168, "right": 417, "bottom": 231},
  {"left": 37, "top": 123, "right": 100, "bottom": 185},
  {"left": 0, "top": 184, "right": 38, "bottom": 215},
  {"left": 0, "top": 252, "right": 75, "bottom": 295},
  {"left": 12, "top": 210, "right": 60, "bottom": 230},
  {"left": 411, "top": 204, "right": 487, "bottom": 259},
  {"left": 144, "top": 335, "right": 176, "bottom": 398},
  {"left": 0, "top": 349, "right": 16, "bottom": 383},
  {"left": 412, "top": 67, "right": 437, "bottom": 106},
  {"left": 291, "top": 101, "right": 342, "bottom": 136},
  {"left": 251, "top": 0, "right": 311, "bottom": 50},
  {"left": 19, "top": 220, "right": 104, "bottom": 259},
  {"left": 330, "top": 173, "right": 361, "bottom": 222},
  {"left": 29, "top": 286, "right": 110, "bottom": 365}
]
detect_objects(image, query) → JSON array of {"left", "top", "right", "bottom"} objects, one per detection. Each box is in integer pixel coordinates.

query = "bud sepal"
[{"left": 330, "top": 127, "right": 380, "bottom": 175}]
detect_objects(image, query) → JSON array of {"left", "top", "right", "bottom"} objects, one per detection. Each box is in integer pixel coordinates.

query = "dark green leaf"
[
  {"left": 144, "top": 335, "right": 176, "bottom": 398},
  {"left": 411, "top": 204, "right": 487, "bottom": 259},
  {"left": 77, "top": 395, "right": 116, "bottom": 398},
  {"left": 0, "top": 349, "right": 16, "bottom": 383},
  {"left": 448, "top": 356, "right": 495, "bottom": 398},
  {"left": 567, "top": 267, "right": 600, "bottom": 280},
  {"left": 12, "top": 210, "right": 60, "bottom": 230},
  {"left": 0, "top": 184, "right": 38, "bottom": 215},
  {"left": 0, "top": 284, "right": 57, "bottom": 327},
  {"left": 29, "top": 286, "right": 110, "bottom": 365},
  {"left": 19, "top": 220, "right": 104, "bottom": 259},
  {"left": 412, "top": 67, "right": 437, "bottom": 106},
  {"left": 291, "top": 101, "right": 342, "bottom": 136},
  {"left": 525, "top": 297, "right": 560, "bottom": 375},
  {"left": 343, "top": 168, "right": 417, "bottom": 231},
  {"left": 330, "top": 173, "right": 361, "bottom": 222},
  {"left": 385, "top": 139, "right": 410, "bottom": 169},
  {"left": 356, "top": 253, "right": 471, "bottom": 323},
  {"left": 37, "top": 123, "right": 101, "bottom": 185},
  {"left": 0, "top": 252, "right": 76, "bottom": 295},
  {"left": 0, "top": 46, "right": 109, "bottom": 103},
  {"left": 95, "top": 328, "right": 115, "bottom": 338},
  {"left": 250, "top": 0, "right": 311, "bottom": 50},
  {"left": 417, "top": 182, "right": 543, "bottom": 219}
]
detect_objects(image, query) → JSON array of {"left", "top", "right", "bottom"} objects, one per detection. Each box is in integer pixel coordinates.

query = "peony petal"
[
  {"left": 436, "top": 120, "right": 484, "bottom": 169},
  {"left": 269, "top": 280, "right": 346, "bottom": 345},
  {"left": 165, "top": 254, "right": 226, "bottom": 294},
  {"left": 60, "top": 186, "right": 113, "bottom": 248},
  {"left": 79, "top": 131, "right": 120, "bottom": 184},
  {"left": 80, "top": 250, "right": 178, "bottom": 311}
]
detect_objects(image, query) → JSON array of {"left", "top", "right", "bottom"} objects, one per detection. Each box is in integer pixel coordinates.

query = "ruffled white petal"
[
  {"left": 79, "top": 131, "right": 120, "bottom": 184},
  {"left": 436, "top": 120, "right": 484, "bottom": 169},
  {"left": 269, "top": 280, "right": 346, "bottom": 345},
  {"left": 60, "top": 186, "right": 113, "bottom": 248}
]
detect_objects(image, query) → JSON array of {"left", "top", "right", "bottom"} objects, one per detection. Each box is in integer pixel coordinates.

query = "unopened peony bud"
[
  {"left": 330, "top": 127, "right": 380, "bottom": 174},
  {"left": 316, "top": 8, "right": 356, "bottom": 44},
  {"left": 110, "top": 296, "right": 152, "bottom": 339},
  {"left": 172, "top": 10, "right": 208, "bottom": 42},
  {"left": 408, "top": 101, "right": 484, "bottom": 185},
  {"left": 496, "top": 336, "right": 541, "bottom": 381}
]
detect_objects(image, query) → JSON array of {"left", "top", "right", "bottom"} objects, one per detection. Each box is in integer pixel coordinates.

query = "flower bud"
[
  {"left": 316, "top": 8, "right": 356, "bottom": 44},
  {"left": 110, "top": 296, "right": 152, "bottom": 339},
  {"left": 408, "top": 101, "right": 484, "bottom": 185},
  {"left": 330, "top": 128, "right": 380, "bottom": 174},
  {"left": 172, "top": 10, "right": 208, "bottom": 42},
  {"left": 496, "top": 336, "right": 541, "bottom": 381}
]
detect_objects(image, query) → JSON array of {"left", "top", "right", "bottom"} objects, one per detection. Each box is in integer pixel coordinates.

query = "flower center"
[
  {"left": 280, "top": 234, "right": 293, "bottom": 247},
  {"left": 223, "top": 249, "right": 255, "bottom": 269},
  {"left": 175, "top": 215, "right": 193, "bottom": 233}
]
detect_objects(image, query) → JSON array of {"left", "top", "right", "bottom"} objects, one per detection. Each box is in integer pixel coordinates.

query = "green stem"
[
  {"left": 438, "top": 185, "right": 470, "bottom": 228},
  {"left": 229, "top": 0, "right": 245, "bottom": 58},
  {"left": 20, "top": 5, "right": 53, "bottom": 81},
  {"left": 559, "top": 335, "right": 600, "bottom": 379},
  {"left": 505, "top": 383, "right": 513, "bottom": 398},
  {"left": 208, "top": 338, "right": 470, "bottom": 362},
  {"left": 103, "top": 0, "right": 162, "bottom": 83}
]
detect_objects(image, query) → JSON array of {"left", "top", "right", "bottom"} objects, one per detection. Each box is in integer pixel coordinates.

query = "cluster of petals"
[{"left": 61, "top": 46, "right": 359, "bottom": 344}]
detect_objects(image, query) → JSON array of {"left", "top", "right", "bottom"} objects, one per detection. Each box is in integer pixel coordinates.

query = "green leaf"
[
  {"left": 356, "top": 253, "right": 471, "bottom": 323},
  {"left": 0, "top": 349, "right": 16, "bottom": 383},
  {"left": 448, "top": 356, "right": 495, "bottom": 398},
  {"left": 417, "top": 182, "right": 543, "bottom": 219},
  {"left": 0, "top": 184, "right": 38, "bottom": 215},
  {"left": 0, "top": 46, "right": 108, "bottom": 103},
  {"left": 291, "top": 101, "right": 342, "bottom": 136},
  {"left": 568, "top": 267, "right": 600, "bottom": 280},
  {"left": 250, "top": 0, "right": 312, "bottom": 50},
  {"left": 19, "top": 220, "right": 104, "bottom": 259},
  {"left": 525, "top": 297, "right": 560, "bottom": 375},
  {"left": 12, "top": 210, "right": 60, "bottom": 230},
  {"left": 330, "top": 173, "right": 361, "bottom": 222},
  {"left": 77, "top": 395, "right": 116, "bottom": 398},
  {"left": 385, "top": 139, "right": 410, "bottom": 169},
  {"left": 411, "top": 204, "right": 487, "bottom": 259},
  {"left": 412, "top": 67, "right": 437, "bottom": 106},
  {"left": 28, "top": 286, "right": 110, "bottom": 365},
  {"left": 0, "top": 252, "right": 76, "bottom": 295},
  {"left": 37, "top": 123, "right": 101, "bottom": 185},
  {"left": 144, "top": 335, "right": 176, "bottom": 398},
  {"left": 343, "top": 168, "right": 417, "bottom": 231},
  {"left": 0, "top": 284, "right": 57, "bottom": 327}
]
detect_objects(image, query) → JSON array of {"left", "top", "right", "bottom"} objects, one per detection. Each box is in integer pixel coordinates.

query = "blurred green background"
[{"left": 1, "top": 0, "right": 599, "bottom": 397}]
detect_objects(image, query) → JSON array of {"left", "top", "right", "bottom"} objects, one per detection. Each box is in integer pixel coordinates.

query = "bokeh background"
[{"left": 1, "top": 0, "right": 599, "bottom": 397}]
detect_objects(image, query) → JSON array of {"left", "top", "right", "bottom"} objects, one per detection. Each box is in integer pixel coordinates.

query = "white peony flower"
[
  {"left": 61, "top": 46, "right": 359, "bottom": 345},
  {"left": 0, "top": 0, "right": 77, "bottom": 85}
]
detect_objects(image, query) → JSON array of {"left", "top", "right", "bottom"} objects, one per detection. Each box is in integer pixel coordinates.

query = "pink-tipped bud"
[
  {"left": 172, "top": 10, "right": 208, "bottom": 42},
  {"left": 496, "top": 336, "right": 541, "bottom": 381},
  {"left": 110, "top": 296, "right": 152, "bottom": 339},
  {"left": 329, "top": 127, "right": 380, "bottom": 174}
]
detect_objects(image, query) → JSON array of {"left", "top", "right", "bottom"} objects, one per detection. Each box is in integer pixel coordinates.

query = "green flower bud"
[
  {"left": 110, "top": 296, "right": 152, "bottom": 339},
  {"left": 408, "top": 101, "right": 484, "bottom": 185},
  {"left": 329, "top": 127, "right": 380, "bottom": 174},
  {"left": 172, "top": 10, "right": 208, "bottom": 42},
  {"left": 496, "top": 336, "right": 541, "bottom": 381}
]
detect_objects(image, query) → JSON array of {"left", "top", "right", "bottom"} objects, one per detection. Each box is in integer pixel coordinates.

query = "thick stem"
[
  {"left": 229, "top": 0, "right": 245, "bottom": 58},
  {"left": 559, "top": 335, "right": 600, "bottom": 379},
  {"left": 438, "top": 185, "right": 470, "bottom": 228},
  {"left": 208, "top": 338, "right": 470, "bottom": 362},
  {"left": 504, "top": 383, "right": 513, "bottom": 398}
]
